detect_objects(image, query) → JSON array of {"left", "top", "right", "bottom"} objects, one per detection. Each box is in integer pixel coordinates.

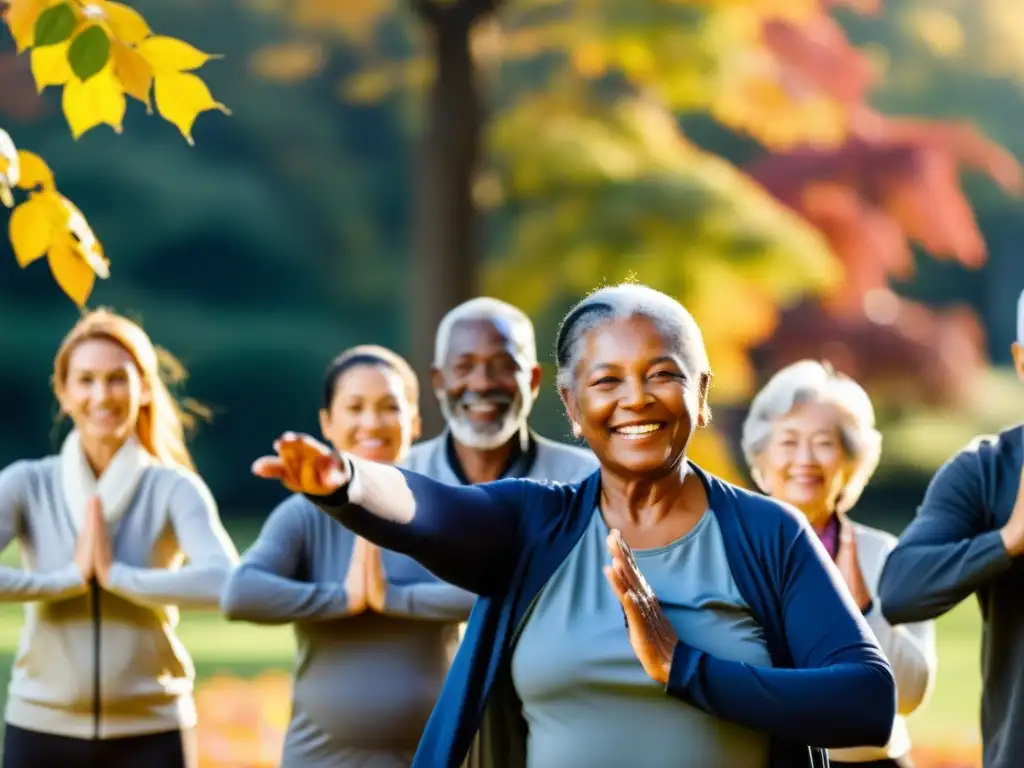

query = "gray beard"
[{"left": 437, "top": 392, "right": 532, "bottom": 451}]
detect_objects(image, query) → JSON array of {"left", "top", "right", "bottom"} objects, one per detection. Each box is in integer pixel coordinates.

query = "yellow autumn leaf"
[
  {"left": 48, "top": 235, "right": 96, "bottom": 307},
  {"left": 15, "top": 150, "right": 55, "bottom": 190},
  {"left": 112, "top": 42, "right": 153, "bottom": 109},
  {"left": 102, "top": 0, "right": 151, "bottom": 45},
  {"left": 30, "top": 41, "right": 74, "bottom": 92},
  {"left": 62, "top": 66, "right": 127, "bottom": 139},
  {"left": 61, "top": 195, "right": 109, "bottom": 278},
  {"left": 8, "top": 194, "right": 54, "bottom": 267},
  {"left": 5, "top": 0, "right": 51, "bottom": 52},
  {"left": 138, "top": 36, "right": 221, "bottom": 73},
  {"left": 153, "top": 71, "right": 230, "bottom": 145}
]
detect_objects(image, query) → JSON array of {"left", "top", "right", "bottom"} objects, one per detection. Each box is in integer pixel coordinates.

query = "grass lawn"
[{"left": 0, "top": 521, "right": 985, "bottom": 752}]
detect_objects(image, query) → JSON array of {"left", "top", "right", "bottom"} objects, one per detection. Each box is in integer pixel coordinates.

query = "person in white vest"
[
  {"left": 404, "top": 297, "right": 598, "bottom": 486},
  {"left": 0, "top": 309, "right": 238, "bottom": 768}
]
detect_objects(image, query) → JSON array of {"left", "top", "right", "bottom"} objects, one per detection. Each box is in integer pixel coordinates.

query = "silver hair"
[
  {"left": 554, "top": 283, "right": 710, "bottom": 391},
  {"left": 741, "top": 360, "right": 882, "bottom": 515},
  {"left": 433, "top": 297, "right": 537, "bottom": 369}
]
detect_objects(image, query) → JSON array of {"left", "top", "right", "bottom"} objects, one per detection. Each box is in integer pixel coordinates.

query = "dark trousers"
[
  {"left": 2, "top": 723, "right": 188, "bottom": 768},
  {"left": 832, "top": 756, "right": 915, "bottom": 768}
]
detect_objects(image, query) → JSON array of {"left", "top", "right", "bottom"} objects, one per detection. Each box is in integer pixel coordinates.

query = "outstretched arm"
[
  {"left": 106, "top": 472, "right": 239, "bottom": 610},
  {"left": 221, "top": 496, "right": 360, "bottom": 624},
  {"left": 254, "top": 433, "right": 527, "bottom": 596},
  {"left": 878, "top": 449, "right": 1014, "bottom": 625}
]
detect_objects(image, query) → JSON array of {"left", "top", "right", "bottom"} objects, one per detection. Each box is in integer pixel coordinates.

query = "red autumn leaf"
[{"left": 750, "top": 296, "right": 987, "bottom": 409}]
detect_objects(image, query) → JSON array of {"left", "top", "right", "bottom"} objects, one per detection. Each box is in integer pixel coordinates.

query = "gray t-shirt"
[
  {"left": 220, "top": 495, "right": 476, "bottom": 768},
  {"left": 511, "top": 508, "right": 772, "bottom": 768}
]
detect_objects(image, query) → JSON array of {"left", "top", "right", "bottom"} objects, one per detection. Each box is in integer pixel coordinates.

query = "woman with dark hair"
[
  {"left": 221, "top": 345, "right": 475, "bottom": 768},
  {"left": 253, "top": 287, "right": 896, "bottom": 768}
]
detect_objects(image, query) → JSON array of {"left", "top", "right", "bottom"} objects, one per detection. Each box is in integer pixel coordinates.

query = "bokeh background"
[{"left": 2, "top": 0, "right": 1022, "bottom": 764}]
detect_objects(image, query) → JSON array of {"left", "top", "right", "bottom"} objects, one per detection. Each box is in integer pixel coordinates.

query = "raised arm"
[
  {"left": 253, "top": 433, "right": 526, "bottom": 596},
  {"left": 221, "top": 496, "right": 360, "bottom": 624},
  {"left": 878, "top": 449, "right": 1015, "bottom": 625},
  {"left": 608, "top": 519, "right": 895, "bottom": 749},
  {"left": 0, "top": 462, "right": 87, "bottom": 602},
  {"left": 105, "top": 472, "right": 239, "bottom": 610}
]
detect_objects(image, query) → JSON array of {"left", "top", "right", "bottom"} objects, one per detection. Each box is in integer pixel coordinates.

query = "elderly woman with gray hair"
[
  {"left": 742, "top": 360, "right": 937, "bottom": 768},
  {"left": 252, "top": 284, "right": 896, "bottom": 768}
]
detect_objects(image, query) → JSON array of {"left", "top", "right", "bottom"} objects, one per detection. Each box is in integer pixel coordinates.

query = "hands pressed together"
[
  {"left": 344, "top": 536, "right": 390, "bottom": 614},
  {"left": 74, "top": 496, "right": 114, "bottom": 587},
  {"left": 999, "top": 459, "right": 1024, "bottom": 557}
]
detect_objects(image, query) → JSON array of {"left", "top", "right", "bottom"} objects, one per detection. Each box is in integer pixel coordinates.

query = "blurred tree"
[
  {"left": 742, "top": 2, "right": 1022, "bottom": 407},
  {"left": 249, "top": 0, "right": 1019, "bottom": 474}
]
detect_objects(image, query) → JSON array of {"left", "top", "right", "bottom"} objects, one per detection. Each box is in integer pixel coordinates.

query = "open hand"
[
  {"left": 365, "top": 542, "right": 388, "bottom": 612},
  {"left": 604, "top": 530, "right": 677, "bottom": 685},
  {"left": 252, "top": 432, "right": 348, "bottom": 496}
]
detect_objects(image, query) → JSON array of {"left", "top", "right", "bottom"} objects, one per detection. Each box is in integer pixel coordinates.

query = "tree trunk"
[{"left": 409, "top": 0, "right": 496, "bottom": 435}]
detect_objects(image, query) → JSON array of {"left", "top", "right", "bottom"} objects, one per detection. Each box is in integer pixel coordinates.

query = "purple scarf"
[{"left": 817, "top": 514, "right": 840, "bottom": 560}]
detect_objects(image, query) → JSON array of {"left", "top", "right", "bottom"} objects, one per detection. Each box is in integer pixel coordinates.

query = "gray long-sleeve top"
[
  {"left": 220, "top": 494, "right": 476, "bottom": 768},
  {"left": 0, "top": 457, "right": 239, "bottom": 739},
  {"left": 878, "top": 425, "right": 1023, "bottom": 768}
]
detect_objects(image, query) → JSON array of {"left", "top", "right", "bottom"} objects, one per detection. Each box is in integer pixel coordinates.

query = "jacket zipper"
[{"left": 90, "top": 578, "right": 100, "bottom": 740}]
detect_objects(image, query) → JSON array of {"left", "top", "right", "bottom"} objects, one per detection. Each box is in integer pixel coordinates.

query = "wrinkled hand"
[
  {"left": 345, "top": 537, "right": 368, "bottom": 614},
  {"left": 604, "top": 530, "right": 677, "bottom": 685},
  {"left": 88, "top": 497, "right": 113, "bottom": 587},
  {"left": 252, "top": 432, "right": 348, "bottom": 496},
  {"left": 1000, "top": 448, "right": 1024, "bottom": 557},
  {"left": 835, "top": 520, "right": 872, "bottom": 612},
  {"left": 365, "top": 541, "right": 388, "bottom": 613}
]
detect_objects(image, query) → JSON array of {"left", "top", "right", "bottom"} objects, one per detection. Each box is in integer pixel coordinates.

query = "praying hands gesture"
[
  {"left": 835, "top": 519, "right": 873, "bottom": 612},
  {"left": 999, "top": 452, "right": 1024, "bottom": 557},
  {"left": 73, "top": 497, "right": 114, "bottom": 587},
  {"left": 343, "top": 537, "right": 389, "bottom": 615},
  {"left": 604, "top": 530, "right": 678, "bottom": 685}
]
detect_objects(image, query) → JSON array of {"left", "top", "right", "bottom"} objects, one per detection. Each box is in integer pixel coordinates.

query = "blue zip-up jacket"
[{"left": 307, "top": 461, "right": 896, "bottom": 768}]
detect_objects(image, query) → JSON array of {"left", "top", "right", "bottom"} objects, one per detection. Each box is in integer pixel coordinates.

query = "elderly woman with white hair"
[{"left": 742, "top": 360, "right": 937, "bottom": 768}]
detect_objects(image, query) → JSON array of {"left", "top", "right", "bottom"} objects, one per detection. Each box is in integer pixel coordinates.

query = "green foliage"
[
  {"left": 67, "top": 25, "right": 111, "bottom": 81},
  {"left": 33, "top": 3, "right": 77, "bottom": 47}
]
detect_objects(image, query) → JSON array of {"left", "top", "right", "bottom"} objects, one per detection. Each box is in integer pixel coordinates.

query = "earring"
[{"left": 572, "top": 422, "right": 582, "bottom": 438}]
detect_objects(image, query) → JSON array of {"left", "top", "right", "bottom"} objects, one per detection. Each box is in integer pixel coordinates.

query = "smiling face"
[
  {"left": 57, "top": 336, "right": 150, "bottom": 449},
  {"left": 432, "top": 317, "right": 541, "bottom": 451},
  {"left": 562, "top": 315, "right": 709, "bottom": 478},
  {"left": 319, "top": 363, "right": 419, "bottom": 464},
  {"left": 755, "top": 400, "right": 853, "bottom": 528}
]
